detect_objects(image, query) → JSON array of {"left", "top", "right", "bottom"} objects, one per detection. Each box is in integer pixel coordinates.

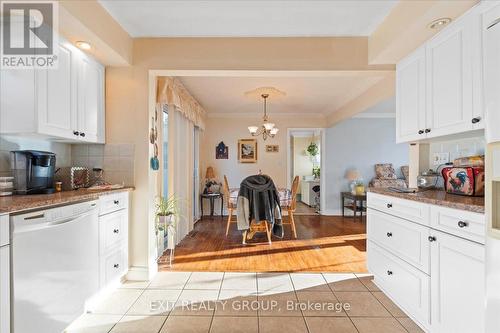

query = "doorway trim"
[{"left": 286, "top": 128, "right": 326, "bottom": 215}]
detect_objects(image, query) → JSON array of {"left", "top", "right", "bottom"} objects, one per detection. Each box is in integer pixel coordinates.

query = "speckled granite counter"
[
  {"left": 367, "top": 188, "right": 485, "bottom": 214},
  {"left": 0, "top": 187, "right": 133, "bottom": 214}
]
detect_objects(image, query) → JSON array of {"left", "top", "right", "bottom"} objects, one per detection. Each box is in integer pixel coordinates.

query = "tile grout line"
[{"left": 367, "top": 287, "right": 411, "bottom": 333}]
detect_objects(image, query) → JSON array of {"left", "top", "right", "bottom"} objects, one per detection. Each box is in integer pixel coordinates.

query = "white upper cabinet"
[
  {"left": 425, "top": 14, "right": 475, "bottom": 138},
  {"left": 78, "top": 56, "right": 105, "bottom": 143},
  {"left": 483, "top": 4, "right": 500, "bottom": 143},
  {"left": 396, "top": 46, "right": 426, "bottom": 143},
  {"left": 396, "top": 3, "right": 488, "bottom": 143},
  {"left": 36, "top": 42, "right": 78, "bottom": 140},
  {"left": 0, "top": 37, "right": 105, "bottom": 143}
]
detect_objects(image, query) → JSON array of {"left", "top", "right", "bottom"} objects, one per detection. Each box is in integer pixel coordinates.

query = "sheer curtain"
[{"left": 157, "top": 77, "right": 205, "bottom": 245}]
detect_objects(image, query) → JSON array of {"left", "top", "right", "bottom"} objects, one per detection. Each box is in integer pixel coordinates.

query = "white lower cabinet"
[
  {"left": 0, "top": 214, "right": 9, "bottom": 333},
  {"left": 368, "top": 241, "right": 431, "bottom": 329},
  {"left": 98, "top": 192, "right": 129, "bottom": 288},
  {"left": 367, "top": 193, "right": 485, "bottom": 333},
  {"left": 430, "top": 230, "right": 485, "bottom": 333},
  {"left": 0, "top": 245, "right": 9, "bottom": 333}
]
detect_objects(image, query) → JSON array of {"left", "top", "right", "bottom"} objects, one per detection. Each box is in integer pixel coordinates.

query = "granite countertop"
[
  {"left": 0, "top": 187, "right": 134, "bottom": 214},
  {"left": 367, "top": 187, "right": 485, "bottom": 214}
]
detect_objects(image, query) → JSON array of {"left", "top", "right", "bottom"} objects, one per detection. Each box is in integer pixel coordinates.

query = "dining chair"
[
  {"left": 224, "top": 175, "right": 237, "bottom": 236},
  {"left": 283, "top": 176, "right": 300, "bottom": 238}
]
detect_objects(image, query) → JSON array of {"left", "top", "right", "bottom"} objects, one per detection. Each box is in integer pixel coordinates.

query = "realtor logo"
[{"left": 1, "top": 1, "right": 58, "bottom": 68}]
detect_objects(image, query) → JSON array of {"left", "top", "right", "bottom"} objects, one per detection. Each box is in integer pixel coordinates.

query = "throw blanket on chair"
[{"left": 237, "top": 174, "right": 283, "bottom": 238}]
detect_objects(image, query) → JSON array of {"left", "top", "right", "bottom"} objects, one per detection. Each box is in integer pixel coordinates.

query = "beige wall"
[
  {"left": 293, "top": 137, "right": 316, "bottom": 194},
  {"left": 201, "top": 116, "right": 325, "bottom": 191}
]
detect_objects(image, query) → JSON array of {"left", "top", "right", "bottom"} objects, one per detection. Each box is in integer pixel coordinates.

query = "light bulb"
[
  {"left": 263, "top": 122, "right": 275, "bottom": 131},
  {"left": 270, "top": 128, "right": 279, "bottom": 135},
  {"left": 248, "top": 126, "right": 259, "bottom": 134}
]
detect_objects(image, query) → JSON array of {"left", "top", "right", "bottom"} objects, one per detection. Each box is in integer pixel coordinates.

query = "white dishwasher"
[{"left": 11, "top": 200, "right": 99, "bottom": 333}]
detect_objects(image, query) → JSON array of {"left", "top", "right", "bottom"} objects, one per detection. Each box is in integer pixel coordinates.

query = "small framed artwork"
[
  {"left": 238, "top": 139, "right": 258, "bottom": 163},
  {"left": 265, "top": 145, "right": 279, "bottom": 153},
  {"left": 216, "top": 141, "right": 228, "bottom": 159}
]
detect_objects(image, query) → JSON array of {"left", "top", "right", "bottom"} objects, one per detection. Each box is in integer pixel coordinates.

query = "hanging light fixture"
[{"left": 248, "top": 93, "right": 279, "bottom": 140}]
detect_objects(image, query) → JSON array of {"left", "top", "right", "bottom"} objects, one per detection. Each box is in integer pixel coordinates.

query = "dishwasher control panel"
[{"left": 11, "top": 200, "right": 99, "bottom": 230}]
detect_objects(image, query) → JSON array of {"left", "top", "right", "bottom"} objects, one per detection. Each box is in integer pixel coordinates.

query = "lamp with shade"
[{"left": 345, "top": 169, "right": 364, "bottom": 195}]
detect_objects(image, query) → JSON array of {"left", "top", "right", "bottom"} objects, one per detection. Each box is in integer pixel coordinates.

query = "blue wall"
[{"left": 324, "top": 117, "right": 409, "bottom": 214}]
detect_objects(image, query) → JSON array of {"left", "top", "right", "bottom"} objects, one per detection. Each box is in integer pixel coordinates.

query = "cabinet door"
[
  {"left": 430, "top": 230, "right": 485, "bottom": 333},
  {"left": 78, "top": 56, "right": 105, "bottom": 143},
  {"left": 396, "top": 46, "right": 427, "bottom": 143},
  {"left": 484, "top": 4, "right": 500, "bottom": 143},
  {"left": 426, "top": 16, "right": 474, "bottom": 138},
  {"left": 0, "top": 246, "right": 10, "bottom": 333},
  {"left": 37, "top": 41, "right": 78, "bottom": 139}
]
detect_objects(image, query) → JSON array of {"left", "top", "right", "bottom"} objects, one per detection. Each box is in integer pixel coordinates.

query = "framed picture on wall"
[
  {"left": 265, "top": 145, "right": 279, "bottom": 153},
  {"left": 238, "top": 139, "right": 257, "bottom": 163},
  {"left": 216, "top": 141, "right": 228, "bottom": 159}
]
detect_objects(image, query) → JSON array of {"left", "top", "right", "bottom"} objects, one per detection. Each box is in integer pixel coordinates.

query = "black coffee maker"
[{"left": 10, "top": 150, "right": 56, "bottom": 194}]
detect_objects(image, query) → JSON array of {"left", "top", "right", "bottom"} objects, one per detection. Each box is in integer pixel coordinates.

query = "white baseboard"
[
  {"left": 126, "top": 263, "right": 157, "bottom": 281},
  {"left": 320, "top": 209, "right": 356, "bottom": 216}
]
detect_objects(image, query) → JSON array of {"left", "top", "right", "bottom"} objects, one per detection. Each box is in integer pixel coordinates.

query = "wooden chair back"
[
  {"left": 290, "top": 176, "right": 300, "bottom": 211},
  {"left": 223, "top": 175, "right": 231, "bottom": 208}
]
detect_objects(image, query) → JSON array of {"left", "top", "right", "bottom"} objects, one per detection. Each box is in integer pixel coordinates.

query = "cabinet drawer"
[
  {"left": 99, "top": 210, "right": 127, "bottom": 254},
  {"left": 368, "top": 208, "right": 430, "bottom": 274},
  {"left": 99, "top": 192, "right": 128, "bottom": 216},
  {"left": 0, "top": 215, "right": 8, "bottom": 247},
  {"left": 430, "top": 205, "right": 485, "bottom": 244},
  {"left": 100, "top": 246, "right": 127, "bottom": 287},
  {"left": 368, "top": 241, "right": 430, "bottom": 329},
  {"left": 368, "top": 192, "right": 430, "bottom": 226}
]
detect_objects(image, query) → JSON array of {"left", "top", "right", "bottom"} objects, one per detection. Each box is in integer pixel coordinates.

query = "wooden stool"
[{"left": 242, "top": 220, "right": 272, "bottom": 245}]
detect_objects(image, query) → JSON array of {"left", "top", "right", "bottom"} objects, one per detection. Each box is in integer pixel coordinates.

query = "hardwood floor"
[
  {"left": 294, "top": 201, "right": 319, "bottom": 215},
  {"left": 158, "top": 215, "right": 367, "bottom": 273}
]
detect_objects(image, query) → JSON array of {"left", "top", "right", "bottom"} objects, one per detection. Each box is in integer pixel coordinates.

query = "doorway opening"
[{"left": 287, "top": 128, "right": 325, "bottom": 215}]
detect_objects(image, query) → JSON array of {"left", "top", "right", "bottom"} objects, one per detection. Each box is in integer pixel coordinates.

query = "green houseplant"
[
  {"left": 155, "top": 196, "right": 181, "bottom": 255},
  {"left": 306, "top": 142, "right": 319, "bottom": 157}
]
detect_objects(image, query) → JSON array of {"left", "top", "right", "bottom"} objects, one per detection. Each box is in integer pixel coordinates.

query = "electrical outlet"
[{"left": 432, "top": 152, "right": 450, "bottom": 166}]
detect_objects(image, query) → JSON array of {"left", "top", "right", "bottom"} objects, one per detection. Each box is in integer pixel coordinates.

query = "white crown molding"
[
  {"left": 352, "top": 113, "right": 396, "bottom": 119},
  {"left": 206, "top": 112, "right": 326, "bottom": 119}
]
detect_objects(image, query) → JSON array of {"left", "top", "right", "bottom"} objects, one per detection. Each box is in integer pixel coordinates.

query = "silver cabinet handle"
[
  {"left": 387, "top": 270, "right": 393, "bottom": 276},
  {"left": 458, "top": 221, "right": 468, "bottom": 228},
  {"left": 428, "top": 236, "right": 437, "bottom": 242},
  {"left": 113, "top": 264, "right": 120, "bottom": 268},
  {"left": 114, "top": 200, "right": 120, "bottom": 205},
  {"left": 387, "top": 203, "right": 392, "bottom": 208},
  {"left": 113, "top": 229, "right": 120, "bottom": 234},
  {"left": 386, "top": 232, "right": 393, "bottom": 237}
]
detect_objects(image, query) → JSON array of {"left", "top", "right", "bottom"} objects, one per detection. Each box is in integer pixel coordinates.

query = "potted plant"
[
  {"left": 155, "top": 196, "right": 180, "bottom": 257},
  {"left": 306, "top": 142, "right": 319, "bottom": 157}
]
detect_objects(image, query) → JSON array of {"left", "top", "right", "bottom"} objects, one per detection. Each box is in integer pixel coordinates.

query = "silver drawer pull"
[
  {"left": 386, "top": 203, "right": 393, "bottom": 208},
  {"left": 428, "top": 236, "right": 437, "bottom": 242},
  {"left": 457, "top": 221, "right": 468, "bottom": 228},
  {"left": 386, "top": 232, "right": 393, "bottom": 237},
  {"left": 387, "top": 270, "right": 393, "bottom": 276},
  {"left": 113, "top": 264, "right": 120, "bottom": 268},
  {"left": 113, "top": 229, "right": 120, "bottom": 234},
  {"left": 114, "top": 200, "right": 120, "bottom": 205}
]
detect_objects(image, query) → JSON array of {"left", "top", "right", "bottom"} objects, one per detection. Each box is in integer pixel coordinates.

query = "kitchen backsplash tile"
[
  {"left": 428, "top": 136, "right": 486, "bottom": 170},
  {"left": 0, "top": 136, "right": 71, "bottom": 176},
  {"left": 71, "top": 143, "right": 135, "bottom": 186}
]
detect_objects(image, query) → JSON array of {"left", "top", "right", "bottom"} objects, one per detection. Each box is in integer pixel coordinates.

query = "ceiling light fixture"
[
  {"left": 75, "top": 41, "right": 92, "bottom": 50},
  {"left": 428, "top": 18, "right": 452, "bottom": 30},
  {"left": 248, "top": 93, "right": 279, "bottom": 140}
]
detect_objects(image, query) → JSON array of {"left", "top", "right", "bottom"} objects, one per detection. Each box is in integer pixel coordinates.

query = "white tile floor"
[{"left": 65, "top": 272, "right": 424, "bottom": 333}]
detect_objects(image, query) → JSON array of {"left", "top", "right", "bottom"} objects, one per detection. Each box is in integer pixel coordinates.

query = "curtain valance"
[{"left": 156, "top": 76, "right": 206, "bottom": 130}]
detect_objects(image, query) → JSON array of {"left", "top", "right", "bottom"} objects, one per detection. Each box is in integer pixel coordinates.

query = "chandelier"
[{"left": 248, "top": 93, "right": 279, "bottom": 140}]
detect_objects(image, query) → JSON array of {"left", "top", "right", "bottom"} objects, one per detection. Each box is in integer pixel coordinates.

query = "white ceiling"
[
  {"left": 177, "top": 75, "right": 388, "bottom": 116},
  {"left": 99, "top": 1, "right": 397, "bottom": 37}
]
